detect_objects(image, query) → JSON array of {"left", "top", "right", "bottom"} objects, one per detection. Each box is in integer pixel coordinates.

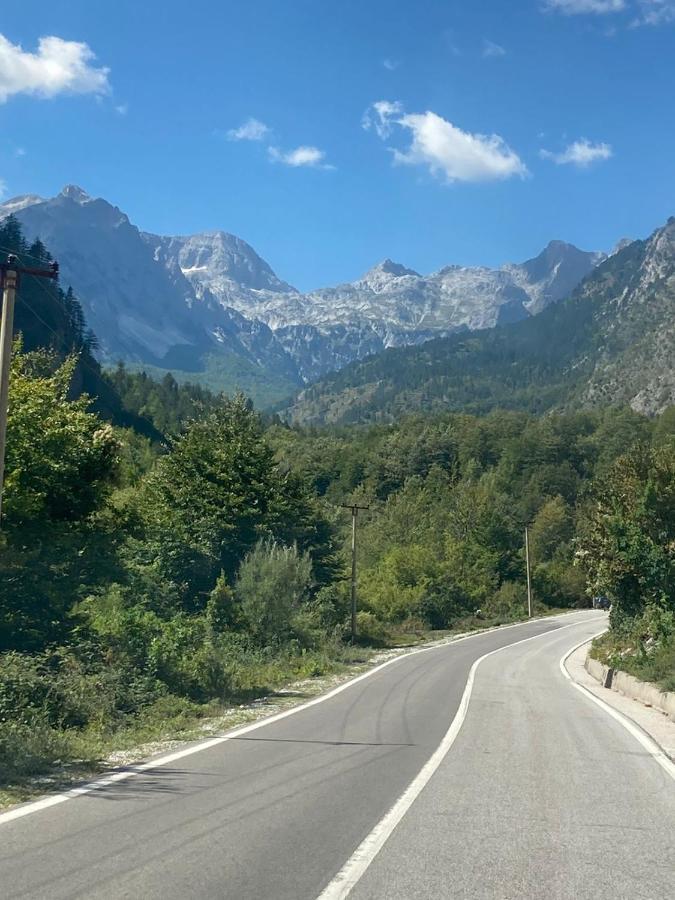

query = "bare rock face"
[{"left": 1, "top": 186, "right": 605, "bottom": 389}]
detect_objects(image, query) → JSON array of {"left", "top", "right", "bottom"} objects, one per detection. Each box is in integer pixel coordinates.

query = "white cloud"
[
  {"left": 14, "top": 146, "right": 25, "bottom": 157},
  {"left": 383, "top": 58, "right": 399, "bottom": 71},
  {"left": 482, "top": 39, "right": 506, "bottom": 57},
  {"left": 0, "top": 179, "right": 6, "bottom": 199},
  {"left": 362, "top": 99, "right": 405, "bottom": 138},
  {"left": 0, "top": 34, "right": 110, "bottom": 103},
  {"left": 545, "top": 0, "right": 675, "bottom": 24},
  {"left": 227, "top": 117, "right": 270, "bottom": 141},
  {"left": 634, "top": 0, "right": 675, "bottom": 24},
  {"left": 115, "top": 103, "right": 128, "bottom": 116},
  {"left": 540, "top": 138, "right": 613, "bottom": 166},
  {"left": 363, "top": 101, "right": 527, "bottom": 184},
  {"left": 268, "top": 145, "right": 334, "bottom": 169},
  {"left": 545, "top": 0, "right": 626, "bottom": 12}
]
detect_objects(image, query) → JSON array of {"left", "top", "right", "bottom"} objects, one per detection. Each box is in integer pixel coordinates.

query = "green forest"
[
  {"left": 1, "top": 219, "right": 674, "bottom": 793},
  {"left": 287, "top": 233, "right": 674, "bottom": 426}
]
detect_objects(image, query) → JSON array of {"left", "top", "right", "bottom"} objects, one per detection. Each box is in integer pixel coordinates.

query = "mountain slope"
[
  {"left": 173, "top": 240, "right": 603, "bottom": 381},
  {"left": 286, "top": 221, "right": 675, "bottom": 425},
  {"left": 1, "top": 185, "right": 604, "bottom": 395},
  {"left": 1, "top": 188, "right": 302, "bottom": 406},
  {"left": 0, "top": 214, "right": 163, "bottom": 438}
]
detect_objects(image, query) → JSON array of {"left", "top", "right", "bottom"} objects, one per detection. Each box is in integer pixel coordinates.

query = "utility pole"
[
  {"left": 525, "top": 525, "right": 533, "bottom": 618},
  {"left": 340, "top": 503, "right": 369, "bottom": 642},
  {"left": 0, "top": 255, "right": 59, "bottom": 526}
]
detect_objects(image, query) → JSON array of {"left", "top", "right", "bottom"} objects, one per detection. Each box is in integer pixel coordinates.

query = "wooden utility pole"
[
  {"left": 0, "top": 255, "right": 59, "bottom": 526},
  {"left": 525, "top": 525, "right": 533, "bottom": 618},
  {"left": 340, "top": 503, "right": 370, "bottom": 642}
]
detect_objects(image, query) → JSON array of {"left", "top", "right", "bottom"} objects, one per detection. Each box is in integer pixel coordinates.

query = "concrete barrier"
[{"left": 584, "top": 654, "right": 675, "bottom": 723}]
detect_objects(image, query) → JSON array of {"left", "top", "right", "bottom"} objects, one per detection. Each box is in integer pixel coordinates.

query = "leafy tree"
[
  {"left": 138, "top": 396, "right": 335, "bottom": 608},
  {"left": 138, "top": 397, "right": 279, "bottom": 603},
  {"left": 3, "top": 347, "right": 119, "bottom": 524},
  {"left": 577, "top": 444, "right": 675, "bottom": 630},
  {"left": 529, "top": 496, "right": 574, "bottom": 564},
  {"left": 0, "top": 347, "right": 120, "bottom": 650}
]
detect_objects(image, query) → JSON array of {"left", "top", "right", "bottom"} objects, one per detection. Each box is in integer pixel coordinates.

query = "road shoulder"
[{"left": 564, "top": 641, "right": 675, "bottom": 762}]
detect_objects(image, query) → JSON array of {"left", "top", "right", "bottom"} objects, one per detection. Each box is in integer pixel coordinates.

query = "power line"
[
  {"left": 0, "top": 243, "right": 55, "bottom": 266},
  {"left": 16, "top": 287, "right": 110, "bottom": 388}
]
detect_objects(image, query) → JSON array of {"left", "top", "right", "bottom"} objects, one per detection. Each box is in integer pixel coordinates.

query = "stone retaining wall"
[{"left": 584, "top": 655, "right": 675, "bottom": 723}]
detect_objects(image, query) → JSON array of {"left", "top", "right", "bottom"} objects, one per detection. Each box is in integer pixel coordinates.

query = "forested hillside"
[
  {"left": 1, "top": 222, "right": 673, "bottom": 795},
  {"left": 0, "top": 216, "right": 160, "bottom": 437},
  {"left": 287, "top": 221, "right": 675, "bottom": 425}
]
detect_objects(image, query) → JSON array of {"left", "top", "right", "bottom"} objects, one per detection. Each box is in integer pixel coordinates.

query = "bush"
[
  {"left": 235, "top": 540, "right": 313, "bottom": 647},
  {"left": 354, "top": 611, "right": 389, "bottom": 645},
  {"left": 0, "top": 717, "right": 73, "bottom": 781},
  {"left": 532, "top": 561, "right": 586, "bottom": 609},
  {"left": 483, "top": 582, "right": 528, "bottom": 620}
]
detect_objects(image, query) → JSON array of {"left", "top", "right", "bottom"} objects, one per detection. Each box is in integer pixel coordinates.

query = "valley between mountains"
[
  {"left": 2, "top": 185, "right": 673, "bottom": 421},
  {"left": 0, "top": 185, "right": 606, "bottom": 405}
]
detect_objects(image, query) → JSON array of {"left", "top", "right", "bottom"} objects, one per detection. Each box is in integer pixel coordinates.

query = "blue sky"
[{"left": 1, "top": 0, "right": 674, "bottom": 290}]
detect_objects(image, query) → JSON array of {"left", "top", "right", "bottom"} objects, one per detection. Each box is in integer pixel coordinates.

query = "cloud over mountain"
[{"left": 363, "top": 101, "right": 527, "bottom": 183}]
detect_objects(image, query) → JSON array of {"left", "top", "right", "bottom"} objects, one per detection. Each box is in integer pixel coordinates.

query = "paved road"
[
  {"left": 1, "top": 612, "right": 672, "bottom": 899},
  {"left": 350, "top": 616, "right": 675, "bottom": 900}
]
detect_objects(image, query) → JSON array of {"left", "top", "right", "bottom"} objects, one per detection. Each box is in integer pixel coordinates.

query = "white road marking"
[
  {"left": 316, "top": 617, "right": 603, "bottom": 900},
  {"left": 0, "top": 612, "right": 582, "bottom": 827},
  {"left": 560, "top": 635, "right": 675, "bottom": 783}
]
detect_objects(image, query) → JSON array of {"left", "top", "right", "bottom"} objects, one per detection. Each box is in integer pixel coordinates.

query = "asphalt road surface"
[{"left": 2, "top": 611, "right": 673, "bottom": 899}]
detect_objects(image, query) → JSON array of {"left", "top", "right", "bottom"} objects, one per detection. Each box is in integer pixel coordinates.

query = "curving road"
[{"left": 1, "top": 611, "right": 673, "bottom": 899}]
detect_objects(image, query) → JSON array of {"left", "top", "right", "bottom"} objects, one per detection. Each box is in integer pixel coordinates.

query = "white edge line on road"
[
  {"left": 0, "top": 610, "right": 586, "bottom": 828},
  {"left": 560, "top": 635, "right": 675, "bottom": 784},
  {"left": 316, "top": 616, "right": 604, "bottom": 900}
]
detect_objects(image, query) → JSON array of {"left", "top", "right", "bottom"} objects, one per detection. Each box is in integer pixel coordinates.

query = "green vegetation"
[
  {"left": 121, "top": 350, "right": 301, "bottom": 413},
  {"left": 1, "top": 219, "right": 673, "bottom": 795},
  {"left": 582, "top": 440, "right": 675, "bottom": 692},
  {"left": 287, "top": 230, "right": 674, "bottom": 425}
]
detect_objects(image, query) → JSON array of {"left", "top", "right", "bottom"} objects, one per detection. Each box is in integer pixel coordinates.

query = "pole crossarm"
[{"left": 0, "top": 259, "right": 59, "bottom": 281}]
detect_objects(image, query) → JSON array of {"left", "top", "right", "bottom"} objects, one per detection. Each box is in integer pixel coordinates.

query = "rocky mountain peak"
[
  {"left": 637, "top": 217, "right": 675, "bottom": 284},
  {"left": 509, "top": 239, "right": 606, "bottom": 314},
  {"left": 357, "top": 259, "right": 421, "bottom": 291},
  {"left": 372, "top": 258, "right": 420, "bottom": 278},
  {"left": 611, "top": 238, "right": 633, "bottom": 256},
  {"left": 148, "top": 230, "right": 297, "bottom": 296},
  {"left": 1, "top": 184, "right": 614, "bottom": 390},
  {"left": 59, "top": 185, "right": 92, "bottom": 204}
]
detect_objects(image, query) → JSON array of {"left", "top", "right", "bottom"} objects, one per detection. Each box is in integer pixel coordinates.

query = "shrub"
[
  {"left": 235, "top": 540, "right": 313, "bottom": 647},
  {"left": 354, "top": 611, "right": 389, "bottom": 645},
  {"left": 484, "top": 582, "right": 528, "bottom": 620}
]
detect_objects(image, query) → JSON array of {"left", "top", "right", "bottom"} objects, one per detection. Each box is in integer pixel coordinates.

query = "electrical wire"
[
  {"left": 15, "top": 287, "right": 109, "bottom": 389},
  {"left": 0, "top": 243, "right": 55, "bottom": 266}
]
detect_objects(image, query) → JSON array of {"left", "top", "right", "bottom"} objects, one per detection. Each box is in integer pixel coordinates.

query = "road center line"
[
  {"left": 0, "top": 612, "right": 585, "bottom": 828},
  {"left": 316, "top": 617, "right": 603, "bottom": 900}
]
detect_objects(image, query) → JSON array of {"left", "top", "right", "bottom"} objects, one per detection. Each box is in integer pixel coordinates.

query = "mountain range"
[
  {"left": 286, "top": 218, "right": 675, "bottom": 425},
  {"left": 0, "top": 186, "right": 606, "bottom": 404}
]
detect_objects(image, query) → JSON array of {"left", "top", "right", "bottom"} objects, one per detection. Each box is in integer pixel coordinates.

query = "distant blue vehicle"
[{"left": 592, "top": 596, "right": 611, "bottom": 610}]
